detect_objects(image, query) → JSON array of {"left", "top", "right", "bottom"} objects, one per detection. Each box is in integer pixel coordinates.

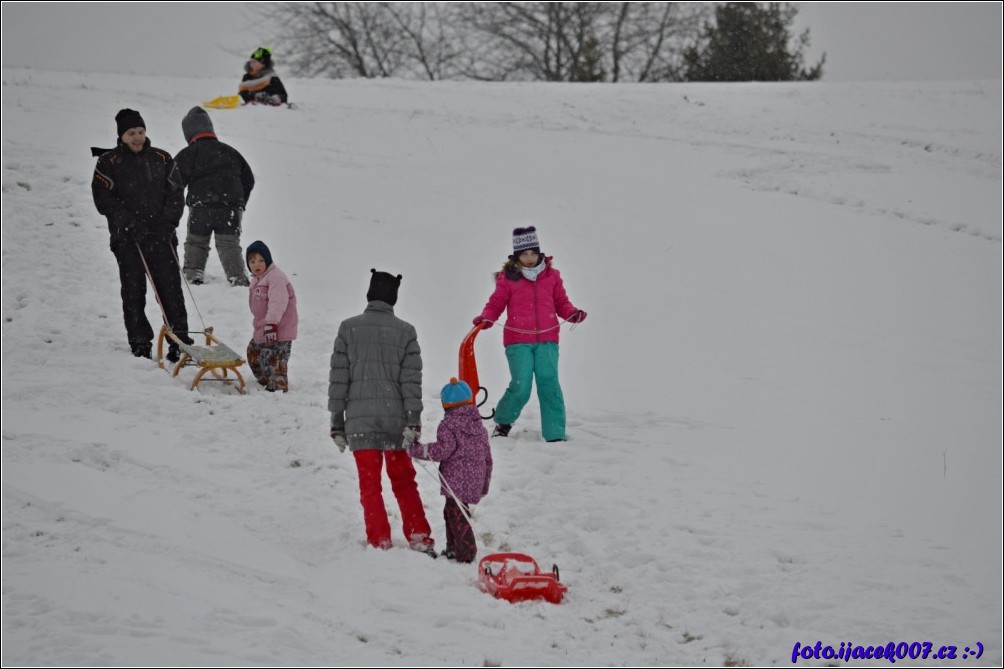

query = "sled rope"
[
  {"left": 134, "top": 241, "right": 208, "bottom": 335},
  {"left": 415, "top": 459, "right": 477, "bottom": 528},
  {"left": 170, "top": 244, "right": 208, "bottom": 332},
  {"left": 135, "top": 241, "right": 185, "bottom": 335},
  {"left": 481, "top": 316, "right": 579, "bottom": 335}
]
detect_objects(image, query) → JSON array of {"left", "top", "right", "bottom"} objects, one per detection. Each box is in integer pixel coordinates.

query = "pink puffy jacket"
[
  {"left": 479, "top": 257, "right": 579, "bottom": 347},
  {"left": 248, "top": 264, "right": 298, "bottom": 344}
]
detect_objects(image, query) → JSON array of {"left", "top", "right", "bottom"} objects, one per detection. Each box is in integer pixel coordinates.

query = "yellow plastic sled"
[{"left": 203, "top": 95, "right": 241, "bottom": 110}]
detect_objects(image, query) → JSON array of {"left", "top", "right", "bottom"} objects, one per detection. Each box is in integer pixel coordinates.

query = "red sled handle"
[{"left": 459, "top": 322, "right": 494, "bottom": 420}]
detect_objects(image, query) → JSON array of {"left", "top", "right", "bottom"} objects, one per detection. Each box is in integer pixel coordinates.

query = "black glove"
[
  {"left": 472, "top": 315, "right": 493, "bottom": 330},
  {"left": 567, "top": 310, "right": 587, "bottom": 324}
]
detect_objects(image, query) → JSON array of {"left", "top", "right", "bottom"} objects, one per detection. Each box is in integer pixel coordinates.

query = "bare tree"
[
  {"left": 458, "top": 2, "right": 708, "bottom": 82},
  {"left": 257, "top": 2, "right": 708, "bottom": 83},
  {"left": 456, "top": 2, "right": 606, "bottom": 81},
  {"left": 605, "top": 2, "right": 708, "bottom": 82},
  {"left": 259, "top": 2, "right": 460, "bottom": 80},
  {"left": 381, "top": 3, "right": 463, "bottom": 80},
  {"left": 260, "top": 3, "right": 403, "bottom": 78}
]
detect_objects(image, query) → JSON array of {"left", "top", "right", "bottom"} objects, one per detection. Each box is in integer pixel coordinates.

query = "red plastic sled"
[
  {"left": 478, "top": 552, "right": 568, "bottom": 604},
  {"left": 459, "top": 322, "right": 494, "bottom": 419}
]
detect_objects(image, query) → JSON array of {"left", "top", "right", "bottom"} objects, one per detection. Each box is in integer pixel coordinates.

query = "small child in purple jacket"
[
  {"left": 245, "top": 240, "right": 298, "bottom": 392},
  {"left": 406, "top": 378, "right": 493, "bottom": 562}
]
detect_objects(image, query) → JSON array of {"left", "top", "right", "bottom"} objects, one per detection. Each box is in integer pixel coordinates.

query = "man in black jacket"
[
  {"left": 170, "top": 106, "right": 255, "bottom": 286},
  {"left": 92, "top": 108, "right": 191, "bottom": 360}
]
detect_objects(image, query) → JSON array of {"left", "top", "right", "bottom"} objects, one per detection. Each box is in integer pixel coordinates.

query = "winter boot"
[
  {"left": 166, "top": 344, "right": 181, "bottom": 363},
  {"left": 217, "top": 233, "right": 249, "bottom": 287},
  {"left": 408, "top": 530, "right": 437, "bottom": 558},
  {"left": 409, "top": 541, "right": 438, "bottom": 559},
  {"left": 183, "top": 229, "right": 211, "bottom": 284},
  {"left": 131, "top": 342, "right": 152, "bottom": 359},
  {"left": 492, "top": 423, "right": 512, "bottom": 437}
]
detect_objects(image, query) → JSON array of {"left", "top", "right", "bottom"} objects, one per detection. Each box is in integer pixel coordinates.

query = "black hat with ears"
[{"left": 367, "top": 269, "right": 402, "bottom": 306}]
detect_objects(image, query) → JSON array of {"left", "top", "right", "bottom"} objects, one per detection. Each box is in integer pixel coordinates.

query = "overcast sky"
[{"left": 1, "top": 2, "right": 1001, "bottom": 81}]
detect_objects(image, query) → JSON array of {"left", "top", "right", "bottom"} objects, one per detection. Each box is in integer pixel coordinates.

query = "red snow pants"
[{"left": 353, "top": 449, "right": 434, "bottom": 550}]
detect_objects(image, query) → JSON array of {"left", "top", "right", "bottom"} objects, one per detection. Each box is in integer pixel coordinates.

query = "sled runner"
[
  {"left": 458, "top": 322, "right": 495, "bottom": 420},
  {"left": 478, "top": 552, "right": 568, "bottom": 604},
  {"left": 157, "top": 325, "right": 247, "bottom": 395}
]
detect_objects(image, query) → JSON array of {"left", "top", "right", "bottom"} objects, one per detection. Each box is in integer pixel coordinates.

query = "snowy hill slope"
[{"left": 2, "top": 69, "right": 1001, "bottom": 665}]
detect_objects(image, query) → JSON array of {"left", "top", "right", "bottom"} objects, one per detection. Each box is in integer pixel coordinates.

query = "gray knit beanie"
[{"left": 182, "top": 106, "right": 215, "bottom": 144}]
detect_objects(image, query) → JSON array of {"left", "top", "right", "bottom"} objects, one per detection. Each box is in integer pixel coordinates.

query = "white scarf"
[
  {"left": 240, "top": 69, "right": 277, "bottom": 93},
  {"left": 520, "top": 262, "right": 545, "bottom": 282}
]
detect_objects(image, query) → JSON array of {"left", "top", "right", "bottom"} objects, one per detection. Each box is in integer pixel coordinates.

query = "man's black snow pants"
[{"left": 112, "top": 234, "right": 190, "bottom": 353}]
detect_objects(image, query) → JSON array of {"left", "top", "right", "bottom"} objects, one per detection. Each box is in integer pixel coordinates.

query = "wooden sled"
[{"left": 157, "top": 325, "right": 247, "bottom": 395}]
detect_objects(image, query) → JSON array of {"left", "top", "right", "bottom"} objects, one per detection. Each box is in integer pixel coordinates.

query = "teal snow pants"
[{"left": 494, "top": 343, "right": 566, "bottom": 441}]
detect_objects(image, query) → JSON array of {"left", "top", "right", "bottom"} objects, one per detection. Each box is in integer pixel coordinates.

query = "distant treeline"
[{"left": 259, "top": 2, "right": 824, "bottom": 83}]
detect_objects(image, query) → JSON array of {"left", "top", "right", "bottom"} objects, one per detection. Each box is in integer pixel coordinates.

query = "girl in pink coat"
[
  {"left": 474, "top": 227, "right": 586, "bottom": 441},
  {"left": 246, "top": 240, "right": 298, "bottom": 392}
]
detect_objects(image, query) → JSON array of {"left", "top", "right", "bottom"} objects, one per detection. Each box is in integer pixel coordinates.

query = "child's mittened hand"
[
  {"left": 568, "top": 310, "right": 587, "bottom": 324},
  {"left": 473, "top": 316, "right": 493, "bottom": 330},
  {"left": 263, "top": 323, "right": 278, "bottom": 344},
  {"left": 409, "top": 441, "right": 429, "bottom": 460}
]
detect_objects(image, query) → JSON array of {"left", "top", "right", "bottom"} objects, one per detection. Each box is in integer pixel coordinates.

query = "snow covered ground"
[{"left": 2, "top": 69, "right": 1001, "bottom": 666}]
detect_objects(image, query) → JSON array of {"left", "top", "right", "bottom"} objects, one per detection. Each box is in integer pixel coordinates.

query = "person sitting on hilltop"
[{"left": 239, "top": 47, "right": 289, "bottom": 107}]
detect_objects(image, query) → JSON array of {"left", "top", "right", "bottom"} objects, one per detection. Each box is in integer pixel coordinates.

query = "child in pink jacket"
[
  {"left": 245, "top": 240, "right": 298, "bottom": 392},
  {"left": 474, "top": 226, "right": 586, "bottom": 441}
]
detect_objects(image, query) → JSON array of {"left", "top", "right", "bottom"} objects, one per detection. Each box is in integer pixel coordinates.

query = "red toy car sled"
[{"left": 478, "top": 552, "right": 568, "bottom": 604}]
